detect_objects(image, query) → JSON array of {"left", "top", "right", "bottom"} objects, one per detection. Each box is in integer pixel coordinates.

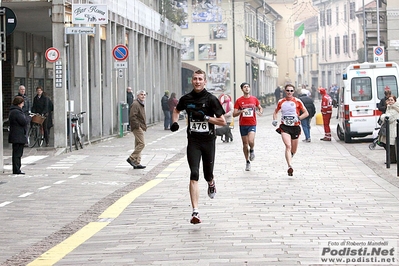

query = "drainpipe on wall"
[
  {"left": 232, "top": 0, "right": 236, "bottom": 101},
  {"left": 0, "top": 0, "right": 4, "bottom": 172}
]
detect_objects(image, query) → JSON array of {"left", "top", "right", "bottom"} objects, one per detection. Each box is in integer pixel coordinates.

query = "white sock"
[{"left": 193, "top": 208, "right": 199, "bottom": 213}]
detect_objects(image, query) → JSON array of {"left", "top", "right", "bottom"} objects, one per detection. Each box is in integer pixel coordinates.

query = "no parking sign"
[
  {"left": 373, "top": 46, "right": 385, "bottom": 62},
  {"left": 112, "top": 44, "right": 129, "bottom": 61}
]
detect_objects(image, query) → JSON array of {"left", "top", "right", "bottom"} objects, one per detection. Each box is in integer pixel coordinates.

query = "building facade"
[
  {"left": 179, "top": 0, "right": 281, "bottom": 103},
  {"left": 2, "top": 0, "right": 181, "bottom": 150}
]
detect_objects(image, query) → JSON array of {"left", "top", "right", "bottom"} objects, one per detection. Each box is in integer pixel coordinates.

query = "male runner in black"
[{"left": 171, "top": 69, "right": 226, "bottom": 224}]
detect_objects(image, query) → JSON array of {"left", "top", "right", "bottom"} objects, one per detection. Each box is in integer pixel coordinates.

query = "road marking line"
[
  {"left": 4, "top": 155, "right": 49, "bottom": 170},
  {"left": 54, "top": 180, "right": 66, "bottom": 185},
  {"left": 28, "top": 159, "right": 184, "bottom": 265},
  {"left": 19, "top": 192, "right": 33, "bottom": 198},
  {"left": 0, "top": 201, "right": 13, "bottom": 207},
  {"left": 99, "top": 179, "right": 163, "bottom": 219},
  {"left": 27, "top": 222, "right": 108, "bottom": 266},
  {"left": 68, "top": 175, "right": 80, "bottom": 179},
  {"left": 38, "top": 186, "right": 51, "bottom": 190}
]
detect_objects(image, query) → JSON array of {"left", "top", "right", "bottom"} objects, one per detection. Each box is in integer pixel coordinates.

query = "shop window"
[{"left": 15, "top": 48, "right": 24, "bottom": 66}]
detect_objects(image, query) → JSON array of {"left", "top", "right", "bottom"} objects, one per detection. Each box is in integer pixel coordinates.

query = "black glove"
[
  {"left": 170, "top": 122, "right": 179, "bottom": 132},
  {"left": 191, "top": 110, "right": 205, "bottom": 120}
]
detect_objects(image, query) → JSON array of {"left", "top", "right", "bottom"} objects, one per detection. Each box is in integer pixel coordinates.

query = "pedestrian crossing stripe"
[{"left": 3, "top": 155, "right": 48, "bottom": 171}]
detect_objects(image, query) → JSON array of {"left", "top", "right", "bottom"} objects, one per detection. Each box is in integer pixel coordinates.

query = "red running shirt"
[{"left": 234, "top": 96, "right": 260, "bottom": 126}]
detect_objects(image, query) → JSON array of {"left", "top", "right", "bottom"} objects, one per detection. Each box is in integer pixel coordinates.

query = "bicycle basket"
[{"left": 32, "top": 115, "right": 46, "bottom": 125}]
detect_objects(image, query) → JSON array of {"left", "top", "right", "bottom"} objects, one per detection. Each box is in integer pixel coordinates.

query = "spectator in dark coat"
[
  {"left": 31, "top": 86, "right": 51, "bottom": 146},
  {"left": 378, "top": 90, "right": 391, "bottom": 114},
  {"left": 299, "top": 89, "right": 316, "bottom": 142},
  {"left": 161, "top": 90, "right": 170, "bottom": 130},
  {"left": 168, "top": 92, "right": 178, "bottom": 127},
  {"left": 9, "top": 96, "right": 28, "bottom": 175},
  {"left": 127, "top": 87, "right": 134, "bottom": 130}
]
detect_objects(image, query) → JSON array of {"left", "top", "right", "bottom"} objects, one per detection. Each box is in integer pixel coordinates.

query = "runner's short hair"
[{"left": 240, "top": 82, "right": 250, "bottom": 89}]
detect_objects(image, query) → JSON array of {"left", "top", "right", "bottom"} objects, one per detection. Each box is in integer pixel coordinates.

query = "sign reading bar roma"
[{"left": 72, "top": 4, "right": 108, "bottom": 24}]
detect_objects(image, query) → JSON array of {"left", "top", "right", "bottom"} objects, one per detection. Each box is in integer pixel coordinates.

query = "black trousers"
[
  {"left": 12, "top": 143, "right": 25, "bottom": 174},
  {"left": 382, "top": 144, "right": 397, "bottom": 163},
  {"left": 187, "top": 137, "right": 216, "bottom": 182}
]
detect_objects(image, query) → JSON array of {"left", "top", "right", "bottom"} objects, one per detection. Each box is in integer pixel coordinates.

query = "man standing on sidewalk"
[
  {"left": 319, "top": 87, "right": 333, "bottom": 141},
  {"left": 126, "top": 87, "right": 134, "bottom": 130},
  {"left": 233, "top": 82, "right": 263, "bottom": 171},
  {"left": 170, "top": 69, "right": 226, "bottom": 224},
  {"left": 31, "top": 86, "right": 51, "bottom": 146},
  {"left": 126, "top": 90, "right": 147, "bottom": 169},
  {"left": 298, "top": 89, "right": 316, "bottom": 142},
  {"left": 161, "top": 90, "right": 170, "bottom": 130},
  {"left": 16, "top": 85, "right": 31, "bottom": 144}
]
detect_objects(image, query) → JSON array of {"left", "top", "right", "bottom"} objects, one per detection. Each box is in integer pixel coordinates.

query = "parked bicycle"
[
  {"left": 69, "top": 111, "right": 86, "bottom": 150},
  {"left": 28, "top": 113, "right": 46, "bottom": 148}
]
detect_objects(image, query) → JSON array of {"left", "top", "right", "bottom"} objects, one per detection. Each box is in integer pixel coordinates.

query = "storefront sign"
[{"left": 72, "top": 4, "right": 108, "bottom": 24}]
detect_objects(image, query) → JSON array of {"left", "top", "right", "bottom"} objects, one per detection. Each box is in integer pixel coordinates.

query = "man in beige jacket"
[{"left": 126, "top": 90, "right": 147, "bottom": 169}]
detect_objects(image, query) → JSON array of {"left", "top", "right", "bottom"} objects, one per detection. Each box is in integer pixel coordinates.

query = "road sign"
[
  {"left": 45, "top": 47, "right": 60, "bottom": 63},
  {"left": 373, "top": 46, "right": 385, "bottom": 63},
  {"left": 114, "top": 61, "right": 127, "bottom": 69},
  {"left": 1, "top": 7, "right": 17, "bottom": 36},
  {"left": 65, "top": 27, "right": 95, "bottom": 35},
  {"left": 112, "top": 44, "right": 129, "bottom": 61}
]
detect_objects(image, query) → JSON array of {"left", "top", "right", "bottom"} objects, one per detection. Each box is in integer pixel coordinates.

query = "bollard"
[
  {"left": 315, "top": 113, "right": 323, "bottom": 125},
  {"left": 119, "top": 103, "right": 123, "bottom": 138},
  {"left": 386, "top": 116, "right": 390, "bottom": 168}
]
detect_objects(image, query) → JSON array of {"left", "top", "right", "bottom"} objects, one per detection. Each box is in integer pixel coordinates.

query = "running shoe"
[
  {"left": 208, "top": 181, "right": 216, "bottom": 199},
  {"left": 190, "top": 212, "right": 201, "bottom": 224},
  {"left": 245, "top": 161, "right": 251, "bottom": 171},
  {"left": 287, "top": 167, "right": 294, "bottom": 176},
  {"left": 249, "top": 150, "right": 255, "bottom": 161}
]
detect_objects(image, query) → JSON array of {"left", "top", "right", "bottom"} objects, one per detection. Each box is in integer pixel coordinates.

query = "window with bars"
[
  {"left": 320, "top": 11, "right": 325, "bottom": 27},
  {"left": 336, "top": 6, "right": 339, "bottom": 25},
  {"left": 245, "top": 12, "right": 256, "bottom": 39},
  {"left": 350, "top": 2, "right": 356, "bottom": 20},
  {"left": 351, "top": 33, "right": 357, "bottom": 52},
  {"left": 327, "top": 9, "right": 332, "bottom": 26},
  {"left": 343, "top": 35, "right": 349, "bottom": 54},
  {"left": 335, "top": 36, "right": 340, "bottom": 55}
]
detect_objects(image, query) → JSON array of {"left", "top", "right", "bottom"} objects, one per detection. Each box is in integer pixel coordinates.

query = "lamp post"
[{"left": 363, "top": 0, "right": 367, "bottom": 62}]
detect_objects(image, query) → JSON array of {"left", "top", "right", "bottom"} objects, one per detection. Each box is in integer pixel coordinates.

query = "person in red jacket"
[{"left": 319, "top": 87, "right": 333, "bottom": 141}]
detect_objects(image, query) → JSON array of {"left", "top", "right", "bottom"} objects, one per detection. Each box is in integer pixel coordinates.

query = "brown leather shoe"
[{"left": 320, "top": 137, "right": 331, "bottom": 141}]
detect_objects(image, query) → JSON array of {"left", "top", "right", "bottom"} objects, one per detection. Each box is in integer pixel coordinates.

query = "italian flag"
[{"left": 295, "top": 23, "right": 305, "bottom": 48}]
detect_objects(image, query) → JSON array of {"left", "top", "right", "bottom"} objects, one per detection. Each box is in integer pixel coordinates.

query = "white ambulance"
[{"left": 337, "top": 62, "right": 399, "bottom": 143}]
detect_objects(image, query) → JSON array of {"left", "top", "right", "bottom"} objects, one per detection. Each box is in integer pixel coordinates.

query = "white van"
[{"left": 337, "top": 62, "right": 399, "bottom": 143}]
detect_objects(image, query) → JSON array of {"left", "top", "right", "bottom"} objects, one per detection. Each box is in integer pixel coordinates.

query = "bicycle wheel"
[
  {"left": 28, "top": 125, "right": 38, "bottom": 148},
  {"left": 74, "top": 131, "right": 79, "bottom": 150},
  {"left": 38, "top": 129, "right": 44, "bottom": 147},
  {"left": 78, "top": 129, "right": 84, "bottom": 149}
]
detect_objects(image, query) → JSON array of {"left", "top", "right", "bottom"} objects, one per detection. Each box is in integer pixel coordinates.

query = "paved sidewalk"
[{"left": 2, "top": 107, "right": 399, "bottom": 265}]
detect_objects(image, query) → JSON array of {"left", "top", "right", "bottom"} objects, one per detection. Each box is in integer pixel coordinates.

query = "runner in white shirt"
[{"left": 272, "top": 84, "right": 309, "bottom": 176}]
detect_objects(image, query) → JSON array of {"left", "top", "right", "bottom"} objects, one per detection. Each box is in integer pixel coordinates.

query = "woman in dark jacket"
[{"left": 9, "top": 96, "right": 28, "bottom": 174}]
